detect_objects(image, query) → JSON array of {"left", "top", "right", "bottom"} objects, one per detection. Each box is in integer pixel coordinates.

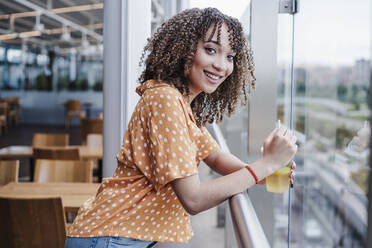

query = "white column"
[
  {"left": 247, "top": 0, "right": 278, "bottom": 244},
  {"left": 69, "top": 49, "right": 76, "bottom": 81},
  {"left": 103, "top": 0, "right": 151, "bottom": 177}
]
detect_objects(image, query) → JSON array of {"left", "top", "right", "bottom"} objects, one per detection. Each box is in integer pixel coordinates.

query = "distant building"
[
  {"left": 352, "top": 59, "right": 371, "bottom": 86},
  {"left": 295, "top": 67, "right": 307, "bottom": 83},
  {"left": 307, "top": 66, "right": 336, "bottom": 86},
  {"left": 336, "top": 66, "right": 352, "bottom": 86}
]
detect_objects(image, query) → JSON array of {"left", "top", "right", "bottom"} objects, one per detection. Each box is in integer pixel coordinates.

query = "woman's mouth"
[{"left": 204, "top": 71, "right": 222, "bottom": 83}]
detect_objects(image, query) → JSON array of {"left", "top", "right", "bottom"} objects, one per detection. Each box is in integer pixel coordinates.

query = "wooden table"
[
  {"left": 0, "top": 182, "right": 100, "bottom": 212},
  {"left": 0, "top": 145, "right": 102, "bottom": 160},
  {"left": 0, "top": 145, "right": 103, "bottom": 181}
]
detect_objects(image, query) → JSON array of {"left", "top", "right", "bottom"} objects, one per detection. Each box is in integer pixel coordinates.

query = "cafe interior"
[
  {"left": 0, "top": 0, "right": 105, "bottom": 247},
  {"left": 1, "top": 0, "right": 371, "bottom": 248}
]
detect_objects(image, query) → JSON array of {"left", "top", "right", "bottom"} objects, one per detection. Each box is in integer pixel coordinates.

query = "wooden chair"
[
  {"left": 6, "top": 97, "right": 20, "bottom": 126},
  {"left": 65, "top": 100, "right": 86, "bottom": 129},
  {"left": 80, "top": 118, "right": 103, "bottom": 145},
  {"left": 32, "top": 133, "right": 69, "bottom": 147},
  {"left": 0, "top": 197, "right": 66, "bottom": 248},
  {"left": 0, "top": 101, "right": 7, "bottom": 135},
  {"left": 86, "top": 134, "right": 102, "bottom": 182},
  {"left": 34, "top": 159, "right": 93, "bottom": 183},
  {"left": 0, "top": 160, "right": 19, "bottom": 185},
  {"left": 33, "top": 147, "right": 80, "bottom": 160},
  {"left": 87, "top": 133, "right": 103, "bottom": 147}
]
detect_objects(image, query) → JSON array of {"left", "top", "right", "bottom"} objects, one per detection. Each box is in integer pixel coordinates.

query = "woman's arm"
[
  {"left": 203, "top": 150, "right": 266, "bottom": 184},
  {"left": 171, "top": 126, "right": 297, "bottom": 215},
  {"left": 171, "top": 156, "right": 273, "bottom": 215},
  {"left": 203, "top": 149, "right": 246, "bottom": 175}
]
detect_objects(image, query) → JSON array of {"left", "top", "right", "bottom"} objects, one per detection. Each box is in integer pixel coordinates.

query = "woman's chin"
[{"left": 203, "top": 85, "right": 220, "bottom": 94}]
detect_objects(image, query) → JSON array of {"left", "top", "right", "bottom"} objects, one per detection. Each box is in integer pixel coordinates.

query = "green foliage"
[
  {"left": 315, "top": 141, "right": 328, "bottom": 153},
  {"left": 351, "top": 169, "right": 369, "bottom": 194},
  {"left": 68, "top": 80, "right": 78, "bottom": 91},
  {"left": 337, "top": 84, "right": 348, "bottom": 101},
  {"left": 296, "top": 80, "right": 306, "bottom": 96},
  {"left": 58, "top": 77, "right": 90, "bottom": 91},
  {"left": 93, "top": 80, "right": 103, "bottom": 91},
  {"left": 57, "top": 76, "right": 69, "bottom": 91},
  {"left": 78, "top": 78, "right": 89, "bottom": 91},
  {"left": 35, "top": 74, "right": 52, "bottom": 91},
  {"left": 335, "top": 125, "right": 354, "bottom": 149},
  {"left": 296, "top": 115, "right": 305, "bottom": 133}
]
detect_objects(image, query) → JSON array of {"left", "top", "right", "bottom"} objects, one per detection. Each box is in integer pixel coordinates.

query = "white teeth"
[{"left": 205, "top": 71, "right": 220, "bottom": 80}]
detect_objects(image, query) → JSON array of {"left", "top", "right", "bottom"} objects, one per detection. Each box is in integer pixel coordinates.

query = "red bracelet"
[{"left": 245, "top": 165, "right": 259, "bottom": 184}]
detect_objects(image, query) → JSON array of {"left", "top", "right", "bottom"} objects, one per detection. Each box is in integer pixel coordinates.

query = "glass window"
[
  {"left": 0, "top": 47, "right": 4, "bottom": 61},
  {"left": 275, "top": 0, "right": 370, "bottom": 247},
  {"left": 7, "top": 48, "right": 22, "bottom": 63},
  {"left": 36, "top": 54, "right": 49, "bottom": 66}
]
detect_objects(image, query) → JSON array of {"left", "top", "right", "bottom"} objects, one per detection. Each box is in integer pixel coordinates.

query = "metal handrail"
[{"left": 212, "top": 123, "right": 270, "bottom": 248}]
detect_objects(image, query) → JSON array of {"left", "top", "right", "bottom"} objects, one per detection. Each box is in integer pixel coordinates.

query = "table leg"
[
  {"left": 29, "top": 158, "right": 34, "bottom": 181},
  {"left": 98, "top": 159, "right": 103, "bottom": 182}
]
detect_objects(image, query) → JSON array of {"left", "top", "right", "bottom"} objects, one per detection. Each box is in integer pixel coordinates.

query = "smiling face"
[{"left": 187, "top": 23, "right": 235, "bottom": 101}]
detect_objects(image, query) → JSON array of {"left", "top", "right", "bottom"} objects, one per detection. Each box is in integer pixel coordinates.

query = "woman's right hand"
[{"left": 262, "top": 126, "right": 297, "bottom": 170}]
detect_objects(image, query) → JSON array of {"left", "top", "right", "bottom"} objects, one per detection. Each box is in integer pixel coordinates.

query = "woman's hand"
[
  {"left": 289, "top": 160, "right": 296, "bottom": 185},
  {"left": 262, "top": 126, "right": 297, "bottom": 171}
]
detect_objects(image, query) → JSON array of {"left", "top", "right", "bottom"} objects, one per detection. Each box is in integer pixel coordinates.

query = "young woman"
[{"left": 65, "top": 7, "right": 297, "bottom": 248}]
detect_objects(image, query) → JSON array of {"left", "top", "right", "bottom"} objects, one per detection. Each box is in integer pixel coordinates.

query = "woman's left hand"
[{"left": 289, "top": 161, "right": 296, "bottom": 185}]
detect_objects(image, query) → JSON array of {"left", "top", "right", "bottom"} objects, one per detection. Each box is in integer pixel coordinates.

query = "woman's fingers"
[
  {"left": 265, "top": 127, "right": 280, "bottom": 143},
  {"left": 278, "top": 126, "right": 288, "bottom": 136},
  {"left": 289, "top": 161, "right": 296, "bottom": 185},
  {"left": 257, "top": 178, "right": 266, "bottom": 185},
  {"left": 290, "top": 133, "right": 297, "bottom": 144},
  {"left": 265, "top": 126, "right": 287, "bottom": 145}
]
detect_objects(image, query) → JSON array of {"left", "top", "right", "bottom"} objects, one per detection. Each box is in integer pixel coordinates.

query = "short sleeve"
[
  {"left": 145, "top": 88, "right": 198, "bottom": 191},
  {"left": 196, "top": 126, "right": 220, "bottom": 161}
]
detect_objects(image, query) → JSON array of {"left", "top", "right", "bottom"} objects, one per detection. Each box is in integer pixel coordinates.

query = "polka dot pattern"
[{"left": 67, "top": 80, "right": 219, "bottom": 243}]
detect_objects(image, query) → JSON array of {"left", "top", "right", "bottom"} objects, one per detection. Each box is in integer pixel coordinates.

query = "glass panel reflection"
[{"left": 276, "top": 1, "right": 370, "bottom": 247}]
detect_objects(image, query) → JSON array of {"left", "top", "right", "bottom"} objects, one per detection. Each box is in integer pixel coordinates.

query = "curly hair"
[{"left": 139, "top": 7, "right": 256, "bottom": 127}]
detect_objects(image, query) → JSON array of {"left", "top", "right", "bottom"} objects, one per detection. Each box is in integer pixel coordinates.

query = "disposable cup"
[{"left": 266, "top": 162, "right": 292, "bottom": 193}]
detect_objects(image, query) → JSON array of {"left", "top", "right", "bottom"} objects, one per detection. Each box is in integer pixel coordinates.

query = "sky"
[{"left": 190, "top": 0, "right": 371, "bottom": 67}]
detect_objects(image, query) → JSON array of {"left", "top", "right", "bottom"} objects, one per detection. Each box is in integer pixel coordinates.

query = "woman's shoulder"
[{"left": 141, "top": 80, "right": 184, "bottom": 102}]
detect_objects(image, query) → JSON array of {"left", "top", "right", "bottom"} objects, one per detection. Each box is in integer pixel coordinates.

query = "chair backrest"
[
  {"left": 0, "top": 197, "right": 66, "bottom": 248},
  {"left": 65, "top": 100, "right": 82, "bottom": 111},
  {"left": 6, "top": 97, "right": 20, "bottom": 110},
  {"left": 32, "top": 133, "right": 69, "bottom": 147},
  {"left": 0, "top": 101, "right": 8, "bottom": 115},
  {"left": 33, "top": 147, "right": 80, "bottom": 160},
  {"left": 0, "top": 160, "right": 19, "bottom": 185},
  {"left": 87, "top": 134, "right": 103, "bottom": 147},
  {"left": 34, "top": 159, "right": 93, "bottom": 183},
  {"left": 80, "top": 118, "right": 103, "bottom": 145}
]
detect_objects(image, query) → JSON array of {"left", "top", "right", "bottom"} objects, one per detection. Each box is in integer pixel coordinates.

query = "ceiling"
[{"left": 0, "top": 0, "right": 103, "bottom": 50}]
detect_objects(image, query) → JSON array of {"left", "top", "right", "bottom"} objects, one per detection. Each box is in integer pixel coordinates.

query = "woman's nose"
[{"left": 212, "top": 56, "right": 226, "bottom": 72}]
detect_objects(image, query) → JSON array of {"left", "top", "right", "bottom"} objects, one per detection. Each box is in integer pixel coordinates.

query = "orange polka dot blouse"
[{"left": 68, "top": 80, "right": 220, "bottom": 243}]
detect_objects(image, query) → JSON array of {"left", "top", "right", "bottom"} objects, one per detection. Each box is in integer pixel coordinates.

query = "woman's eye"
[
  {"left": 227, "top": 55, "right": 235, "bottom": 61},
  {"left": 205, "top": 47, "right": 216, "bottom": 54}
]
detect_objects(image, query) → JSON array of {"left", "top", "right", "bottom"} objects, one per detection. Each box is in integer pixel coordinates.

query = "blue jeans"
[{"left": 65, "top": 236, "right": 157, "bottom": 248}]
